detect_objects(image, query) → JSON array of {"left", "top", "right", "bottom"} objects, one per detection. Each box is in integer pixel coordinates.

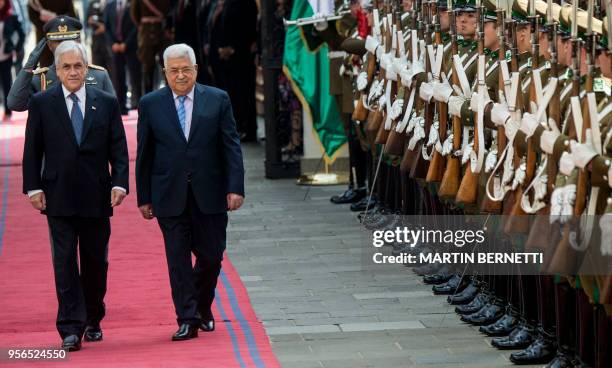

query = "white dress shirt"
[
  {"left": 27, "top": 84, "right": 126, "bottom": 197},
  {"left": 172, "top": 86, "right": 195, "bottom": 140}
]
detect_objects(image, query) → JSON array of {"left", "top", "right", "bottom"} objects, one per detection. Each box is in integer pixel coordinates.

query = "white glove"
[
  {"left": 365, "top": 35, "right": 380, "bottom": 55},
  {"left": 419, "top": 82, "right": 434, "bottom": 102},
  {"left": 392, "top": 57, "right": 407, "bottom": 76},
  {"left": 410, "top": 59, "right": 425, "bottom": 78},
  {"left": 432, "top": 79, "right": 454, "bottom": 103},
  {"left": 559, "top": 151, "right": 576, "bottom": 176},
  {"left": 448, "top": 95, "right": 466, "bottom": 117},
  {"left": 519, "top": 112, "right": 539, "bottom": 138},
  {"left": 540, "top": 130, "right": 561, "bottom": 155},
  {"left": 376, "top": 46, "right": 383, "bottom": 60},
  {"left": 381, "top": 53, "right": 393, "bottom": 72},
  {"left": 570, "top": 141, "right": 597, "bottom": 169},
  {"left": 314, "top": 20, "right": 328, "bottom": 31},
  {"left": 356, "top": 72, "right": 368, "bottom": 91},
  {"left": 491, "top": 102, "right": 511, "bottom": 127}
]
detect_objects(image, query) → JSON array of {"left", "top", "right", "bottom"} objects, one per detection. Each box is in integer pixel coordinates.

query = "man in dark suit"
[
  {"left": 104, "top": 0, "right": 141, "bottom": 114},
  {"left": 22, "top": 41, "right": 129, "bottom": 351},
  {"left": 136, "top": 43, "right": 244, "bottom": 341}
]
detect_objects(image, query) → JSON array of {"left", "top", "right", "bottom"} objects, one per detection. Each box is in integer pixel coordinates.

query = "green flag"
[{"left": 282, "top": 0, "right": 347, "bottom": 163}]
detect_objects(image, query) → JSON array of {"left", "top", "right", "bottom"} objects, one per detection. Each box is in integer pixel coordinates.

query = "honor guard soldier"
[{"left": 7, "top": 15, "right": 115, "bottom": 112}]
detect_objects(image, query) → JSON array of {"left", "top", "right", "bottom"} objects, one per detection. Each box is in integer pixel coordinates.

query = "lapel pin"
[{"left": 92, "top": 106, "right": 96, "bottom": 110}]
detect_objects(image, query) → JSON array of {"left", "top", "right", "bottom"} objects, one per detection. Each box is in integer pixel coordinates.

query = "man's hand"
[
  {"left": 39, "top": 9, "right": 57, "bottom": 22},
  {"left": 218, "top": 47, "right": 235, "bottom": 60},
  {"left": 24, "top": 38, "right": 47, "bottom": 71},
  {"left": 29, "top": 192, "right": 46, "bottom": 211},
  {"left": 139, "top": 204, "right": 154, "bottom": 220},
  {"left": 111, "top": 189, "right": 126, "bottom": 207},
  {"left": 227, "top": 193, "right": 244, "bottom": 211}
]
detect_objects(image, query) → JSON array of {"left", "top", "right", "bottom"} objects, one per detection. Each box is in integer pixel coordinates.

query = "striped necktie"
[{"left": 177, "top": 95, "right": 187, "bottom": 137}]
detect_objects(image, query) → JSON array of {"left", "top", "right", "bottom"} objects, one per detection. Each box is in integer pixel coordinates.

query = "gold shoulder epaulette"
[
  {"left": 33, "top": 67, "right": 49, "bottom": 75},
  {"left": 88, "top": 64, "right": 106, "bottom": 71}
]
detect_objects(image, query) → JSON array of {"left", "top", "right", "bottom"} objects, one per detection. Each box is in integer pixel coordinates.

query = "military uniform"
[
  {"left": 6, "top": 15, "right": 115, "bottom": 112},
  {"left": 86, "top": 0, "right": 112, "bottom": 70},
  {"left": 130, "top": 0, "right": 172, "bottom": 93},
  {"left": 26, "top": 0, "right": 76, "bottom": 67}
]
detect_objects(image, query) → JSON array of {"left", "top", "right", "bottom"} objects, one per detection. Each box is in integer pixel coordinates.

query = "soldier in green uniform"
[{"left": 7, "top": 15, "right": 115, "bottom": 112}]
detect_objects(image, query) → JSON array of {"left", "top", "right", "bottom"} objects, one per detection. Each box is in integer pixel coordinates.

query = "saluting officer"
[{"left": 7, "top": 15, "right": 115, "bottom": 112}]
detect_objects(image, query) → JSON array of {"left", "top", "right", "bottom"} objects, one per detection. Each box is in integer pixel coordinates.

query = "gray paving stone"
[{"left": 227, "top": 144, "right": 526, "bottom": 368}]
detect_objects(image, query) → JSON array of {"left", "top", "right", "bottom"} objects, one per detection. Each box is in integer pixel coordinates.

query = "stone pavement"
[{"left": 227, "top": 144, "right": 540, "bottom": 368}]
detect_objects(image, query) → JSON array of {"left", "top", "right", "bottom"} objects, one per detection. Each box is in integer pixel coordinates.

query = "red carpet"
[{"left": 0, "top": 112, "right": 279, "bottom": 367}]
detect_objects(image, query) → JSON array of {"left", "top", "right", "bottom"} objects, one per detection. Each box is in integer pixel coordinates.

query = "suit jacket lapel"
[
  {"left": 51, "top": 85, "right": 78, "bottom": 147},
  {"left": 81, "top": 86, "right": 97, "bottom": 142},
  {"left": 162, "top": 87, "right": 188, "bottom": 144},
  {"left": 188, "top": 84, "right": 205, "bottom": 142}
]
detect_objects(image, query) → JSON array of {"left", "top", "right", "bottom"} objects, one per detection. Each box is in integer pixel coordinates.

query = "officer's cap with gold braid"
[
  {"left": 43, "top": 16, "right": 82, "bottom": 41},
  {"left": 455, "top": 0, "right": 477, "bottom": 12}
]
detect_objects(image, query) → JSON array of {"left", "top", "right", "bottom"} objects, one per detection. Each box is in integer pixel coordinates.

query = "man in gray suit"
[{"left": 7, "top": 15, "right": 115, "bottom": 112}]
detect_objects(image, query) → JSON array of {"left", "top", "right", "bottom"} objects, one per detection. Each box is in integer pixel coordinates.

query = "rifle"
[
  {"left": 438, "top": 2, "right": 462, "bottom": 198},
  {"left": 548, "top": 0, "right": 584, "bottom": 273},
  {"left": 505, "top": 0, "right": 540, "bottom": 234},
  {"left": 374, "top": 9, "right": 396, "bottom": 144},
  {"left": 364, "top": 4, "right": 386, "bottom": 145},
  {"left": 384, "top": 3, "right": 410, "bottom": 155},
  {"left": 481, "top": 0, "right": 510, "bottom": 213},
  {"left": 456, "top": 0, "right": 487, "bottom": 204},
  {"left": 425, "top": 0, "right": 448, "bottom": 182},
  {"left": 525, "top": 0, "right": 561, "bottom": 249}
]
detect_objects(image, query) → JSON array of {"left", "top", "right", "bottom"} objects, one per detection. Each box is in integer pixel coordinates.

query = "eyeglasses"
[{"left": 165, "top": 67, "right": 196, "bottom": 76}]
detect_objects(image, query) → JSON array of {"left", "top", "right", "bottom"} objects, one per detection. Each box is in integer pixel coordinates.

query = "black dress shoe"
[
  {"left": 491, "top": 323, "right": 535, "bottom": 350},
  {"left": 432, "top": 274, "right": 468, "bottom": 295},
  {"left": 509, "top": 333, "right": 556, "bottom": 365},
  {"left": 61, "top": 335, "right": 82, "bottom": 351},
  {"left": 455, "top": 292, "right": 489, "bottom": 314},
  {"left": 351, "top": 196, "right": 377, "bottom": 212},
  {"left": 84, "top": 325, "right": 103, "bottom": 342},
  {"left": 200, "top": 319, "right": 215, "bottom": 332},
  {"left": 172, "top": 324, "right": 199, "bottom": 341},
  {"left": 447, "top": 282, "right": 479, "bottom": 304},
  {"left": 461, "top": 301, "right": 504, "bottom": 326},
  {"left": 330, "top": 188, "right": 366, "bottom": 204},
  {"left": 545, "top": 348, "right": 578, "bottom": 368},
  {"left": 479, "top": 309, "right": 518, "bottom": 336}
]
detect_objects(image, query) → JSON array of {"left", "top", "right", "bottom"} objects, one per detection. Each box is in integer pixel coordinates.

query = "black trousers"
[
  {"left": 157, "top": 188, "right": 227, "bottom": 325},
  {"left": 111, "top": 50, "right": 142, "bottom": 112},
  {"left": 47, "top": 216, "right": 110, "bottom": 338},
  {"left": 0, "top": 57, "right": 13, "bottom": 114}
]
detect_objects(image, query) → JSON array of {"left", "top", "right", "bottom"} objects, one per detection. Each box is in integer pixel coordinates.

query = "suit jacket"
[
  {"left": 104, "top": 0, "right": 138, "bottom": 51},
  {"left": 22, "top": 84, "right": 129, "bottom": 217},
  {"left": 136, "top": 83, "right": 244, "bottom": 217}
]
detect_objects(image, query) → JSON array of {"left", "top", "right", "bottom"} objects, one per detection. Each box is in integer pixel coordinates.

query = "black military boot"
[
  {"left": 460, "top": 299, "right": 504, "bottom": 326},
  {"left": 423, "top": 266, "right": 453, "bottom": 285},
  {"left": 330, "top": 188, "right": 366, "bottom": 204},
  {"left": 491, "top": 322, "right": 535, "bottom": 350},
  {"left": 509, "top": 328, "right": 556, "bottom": 365},
  {"left": 352, "top": 196, "right": 378, "bottom": 212},
  {"left": 432, "top": 274, "right": 468, "bottom": 295},
  {"left": 545, "top": 346, "right": 578, "bottom": 368},
  {"left": 479, "top": 305, "right": 518, "bottom": 337},
  {"left": 455, "top": 292, "right": 489, "bottom": 315},
  {"left": 447, "top": 280, "right": 479, "bottom": 304}
]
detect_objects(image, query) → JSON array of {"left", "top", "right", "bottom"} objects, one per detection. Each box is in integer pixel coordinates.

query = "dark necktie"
[{"left": 69, "top": 93, "right": 84, "bottom": 145}]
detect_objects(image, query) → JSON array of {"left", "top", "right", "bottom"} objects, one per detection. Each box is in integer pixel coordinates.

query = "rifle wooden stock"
[
  {"left": 365, "top": 109, "right": 383, "bottom": 146},
  {"left": 426, "top": 15, "right": 446, "bottom": 184},
  {"left": 602, "top": 276, "right": 612, "bottom": 305},
  {"left": 456, "top": 163, "right": 479, "bottom": 204},
  {"left": 352, "top": 97, "right": 368, "bottom": 121},
  {"left": 384, "top": 123, "right": 406, "bottom": 155},
  {"left": 438, "top": 157, "right": 460, "bottom": 198},
  {"left": 374, "top": 115, "right": 391, "bottom": 144}
]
